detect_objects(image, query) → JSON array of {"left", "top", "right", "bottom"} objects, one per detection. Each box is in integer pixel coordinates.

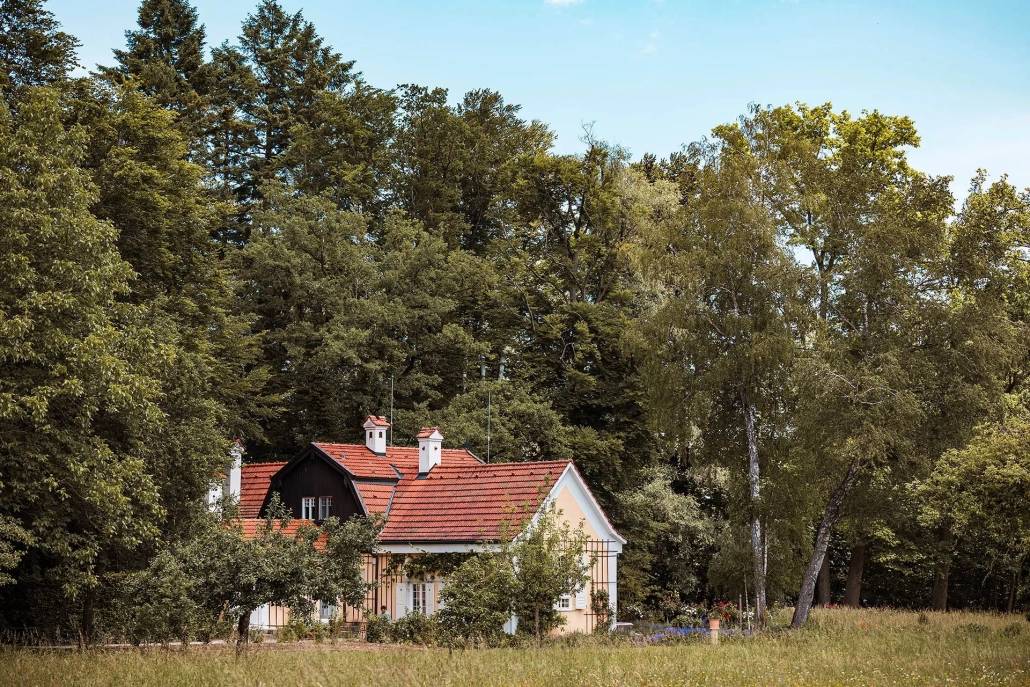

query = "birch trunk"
[
  {"left": 791, "top": 457, "right": 861, "bottom": 627},
  {"left": 741, "top": 389, "right": 766, "bottom": 628}
]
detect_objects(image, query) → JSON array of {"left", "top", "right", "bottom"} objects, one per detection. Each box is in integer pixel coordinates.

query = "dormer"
[
  {"left": 418, "top": 426, "right": 444, "bottom": 474},
  {"left": 363, "top": 415, "right": 391, "bottom": 455}
]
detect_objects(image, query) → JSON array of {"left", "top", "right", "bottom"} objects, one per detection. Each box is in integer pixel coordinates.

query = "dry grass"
[{"left": 0, "top": 608, "right": 1027, "bottom": 687}]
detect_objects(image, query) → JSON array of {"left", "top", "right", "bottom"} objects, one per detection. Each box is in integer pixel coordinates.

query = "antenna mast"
[
  {"left": 486, "top": 389, "right": 491, "bottom": 463},
  {"left": 389, "top": 375, "right": 394, "bottom": 446}
]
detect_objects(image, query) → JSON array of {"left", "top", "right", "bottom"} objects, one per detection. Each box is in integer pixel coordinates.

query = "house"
[{"left": 227, "top": 415, "right": 625, "bottom": 634}]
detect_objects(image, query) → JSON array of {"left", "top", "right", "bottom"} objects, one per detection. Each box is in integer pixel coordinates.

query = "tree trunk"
[
  {"left": 1007, "top": 567, "right": 1018, "bottom": 615},
  {"left": 741, "top": 390, "right": 766, "bottom": 628},
  {"left": 79, "top": 590, "right": 95, "bottom": 649},
  {"left": 816, "top": 552, "right": 831, "bottom": 607},
  {"left": 791, "top": 457, "right": 861, "bottom": 628},
  {"left": 931, "top": 561, "right": 950, "bottom": 611},
  {"left": 236, "top": 612, "right": 251, "bottom": 653},
  {"left": 534, "top": 603, "right": 541, "bottom": 647},
  {"left": 842, "top": 544, "right": 865, "bottom": 607}
]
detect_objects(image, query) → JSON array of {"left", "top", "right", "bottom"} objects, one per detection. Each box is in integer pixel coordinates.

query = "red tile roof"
[
  {"left": 313, "top": 443, "right": 480, "bottom": 479},
  {"left": 378, "top": 461, "right": 571, "bottom": 543},
  {"left": 237, "top": 518, "right": 328, "bottom": 548},
  {"left": 416, "top": 426, "right": 442, "bottom": 439},
  {"left": 236, "top": 447, "right": 602, "bottom": 545},
  {"left": 353, "top": 481, "right": 395, "bottom": 514},
  {"left": 364, "top": 415, "right": 391, "bottom": 427},
  {"left": 239, "top": 461, "right": 287, "bottom": 517}
]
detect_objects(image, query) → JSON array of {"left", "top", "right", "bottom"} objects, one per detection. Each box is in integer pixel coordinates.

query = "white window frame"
[
  {"left": 410, "top": 582, "right": 428, "bottom": 614},
  {"left": 318, "top": 496, "right": 332, "bottom": 520},
  {"left": 556, "top": 594, "right": 572, "bottom": 611},
  {"left": 301, "top": 496, "right": 316, "bottom": 520}
]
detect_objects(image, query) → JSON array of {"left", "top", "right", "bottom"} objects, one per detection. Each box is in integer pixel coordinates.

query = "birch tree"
[{"left": 638, "top": 127, "right": 811, "bottom": 627}]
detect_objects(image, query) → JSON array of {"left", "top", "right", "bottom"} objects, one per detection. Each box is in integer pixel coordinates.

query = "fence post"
[{"left": 709, "top": 617, "right": 720, "bottom": 645}]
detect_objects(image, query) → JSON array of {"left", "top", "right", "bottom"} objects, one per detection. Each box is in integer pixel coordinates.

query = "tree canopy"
[{"left": 1, "top": 0, "right": 1028, "bottom": 640}]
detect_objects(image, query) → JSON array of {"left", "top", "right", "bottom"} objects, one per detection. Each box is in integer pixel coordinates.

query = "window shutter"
[
  {"left": 427, "top": 583, "right": 436, "bottom": 614},
  {"left": 575, "top": 589, "right": 588, "bottom": 610},
  {"left": 395, "top": 583, "right": 408, "bottom": 618}
]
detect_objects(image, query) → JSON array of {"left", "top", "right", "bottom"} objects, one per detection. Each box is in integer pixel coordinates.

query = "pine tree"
[
  {"left": 99, "top": 0, "right": 212, "bottom": 151},
  {"left": 0, "top": 0, "right": 79, "bottom": 99},
  {"left": 237, "top": 0, "right": 355, "bottom": 203}
]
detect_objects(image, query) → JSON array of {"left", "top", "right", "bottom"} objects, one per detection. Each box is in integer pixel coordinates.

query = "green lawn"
[{"left": 1, "top": 609, "right": 1028, "bottom": 687}]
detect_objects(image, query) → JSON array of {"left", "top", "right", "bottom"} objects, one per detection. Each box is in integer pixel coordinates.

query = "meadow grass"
[{"left": 0, "top": 608, "right": 1027, "bottom": 687}]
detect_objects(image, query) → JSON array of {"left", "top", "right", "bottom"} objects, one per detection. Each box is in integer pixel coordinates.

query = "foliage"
[
  {"left": 389, "top": 609, "right": 441, "bottom": 645},
  {"left": 0, "top": 86, "right": 166, "bottom": 640},
  {"left": 437, "top": 550, "right": 516, "bottom": 647},
  {"left": 508, "top": 502, "right": 592, "bottom": 644},
  {"left": 363, "top": 614, "right": 390, "bottom": 644},
  {"left": 1, "top": 0, "right": 1029, "bottom": 638}
]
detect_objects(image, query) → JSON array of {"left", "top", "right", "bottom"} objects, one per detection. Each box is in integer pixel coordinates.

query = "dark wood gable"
[{"left": 263, "top": 445, "right": 363, "bottom": 522}]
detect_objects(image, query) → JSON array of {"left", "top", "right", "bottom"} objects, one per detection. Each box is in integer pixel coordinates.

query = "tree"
[
  {"left": 437, "top": 550, "right": 516, "bottom": 646},
  {"left": 505, "top": 139, "right": 656, "bottom": 510},
  {"left": 0, "top": 87, "right": 164, "bottom": 641},
  {"left": 919, "top": 410, "right": 1030, "bottom": 614},
  {"left": 239, "top": 182, "right": 507, "bottom": 459},
  {"left": 918, "top": 172, "right": 1030, "bottom": 610},
  {"left": 730, "top": 103, "right": 960, "bottom": 628},
  {"left": 637, "top": 125, "right": 812, "bottom": 627},
  {"left": 154, "top": 493, "right": 380, "bottom": 650},
  {"left": 0, "top": 0, "right": 79, "bottom": 99},
  {"left": 98, "top": 0, "right": 212, "bottom": 151},
  {"left": 509, "top": 501, "right": 591, "bottom": 644},
  {"left": 615, "top": 466, "right": 714, "bottom": 615},
  {"left": 70, "top": 80, "right": 273, "bottom": 534}
]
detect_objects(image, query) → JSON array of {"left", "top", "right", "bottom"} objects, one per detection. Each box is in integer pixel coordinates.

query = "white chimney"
[
  {"left": 418, "top": 426, "right": 444, "bottom": 473},
  {"left": 208, "top": 440, "right": 243, "bottom": 511},
  {"left": 228, "top": 441, "right": 243, "bottom": 499},
  {"left": 363, "top": 415, "right": 391, "bottom": 455}
]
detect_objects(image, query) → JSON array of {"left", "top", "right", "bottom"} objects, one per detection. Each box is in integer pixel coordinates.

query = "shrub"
[
  {"left": 364, "top": 614, "right": 390, "bottom": 644},
  {"left": 276, "top": 625, "right": 298, "bottom": 643},
  {"left": 672, "top": 614, "right": 700, "bottom": 629},
  {"left": 1001, "top": 621, "right": 1023, "bottom": 637},
  {"left": 437, "top": 553, "right": 515, "bottom": 647},
  {"left": 954, "top": 622, "right": 990, "bottom": 636},
  {"left": 248, "top": 628, "right": 265, "bottom": 644},
  {"left": 310, "top": 622, "right": 329, "bottom": 643},
  {"left": 390, "top": 610, "right": 440, "bottom": 645}
]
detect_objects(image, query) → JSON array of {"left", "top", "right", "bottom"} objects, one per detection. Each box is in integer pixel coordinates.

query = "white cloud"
[
  {"left": 641, "top": 42, "right": 658, "bottom": 55},
  {"left": 650, "top": 31, "right": 661, "bottom": 38},
  {"left": 545, "top": 0, "right": 584, "bottom": 5}
]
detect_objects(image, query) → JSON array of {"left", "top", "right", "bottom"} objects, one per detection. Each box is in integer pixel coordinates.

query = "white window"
[
  {"left": 556, "top": 595, "right": 572, "bottom": 610},
  {"left": 319, "top": 496, "right": 332, "bottom": 520},
  {"left": 319, "top": 601, "right": 337, "bottom": 623},
  {"left": 302, "top": 497, "right": 316, "bottom": 520},
  {"left": 411, "top": 583, "right": 428, "bottom": 614}
]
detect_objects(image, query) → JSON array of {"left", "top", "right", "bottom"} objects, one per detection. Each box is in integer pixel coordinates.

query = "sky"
[{"left": 49, "top": 0, "right": 1030, "bottom": 201}]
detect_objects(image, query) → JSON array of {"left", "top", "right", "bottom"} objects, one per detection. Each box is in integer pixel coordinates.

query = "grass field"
[{"left": 0, "top": 609, "right": 1027, "bottom": 687}]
